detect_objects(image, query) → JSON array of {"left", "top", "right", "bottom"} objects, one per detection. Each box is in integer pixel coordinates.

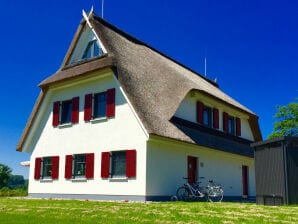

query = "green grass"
[{"left": 0, "top": 198, "right": 297, "bottom": 224}]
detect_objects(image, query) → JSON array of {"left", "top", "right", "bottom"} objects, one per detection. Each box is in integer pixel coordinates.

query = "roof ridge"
[{"left": 91, "top": 13, "right": 219, "bottom": 88}]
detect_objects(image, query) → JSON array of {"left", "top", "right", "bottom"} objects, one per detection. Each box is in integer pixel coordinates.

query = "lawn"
[{"left": 0, "top": 198, "right": 297, "bottom": 224}]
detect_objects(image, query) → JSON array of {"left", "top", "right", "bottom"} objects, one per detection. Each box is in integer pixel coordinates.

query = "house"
[{"left": 16, "top": 10, "right": 262, "bottom": 201}]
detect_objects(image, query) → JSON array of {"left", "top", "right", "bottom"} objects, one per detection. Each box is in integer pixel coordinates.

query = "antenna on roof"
[
  {"left": 204, "top": 57, "right": 207, "bottom": 77},
  {"left": 102, "top": 0, "right": 104, "bottom": 18}
]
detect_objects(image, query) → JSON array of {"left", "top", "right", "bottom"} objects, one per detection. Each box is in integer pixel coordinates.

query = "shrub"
[{"left": 0, "top": 187, "right": 28, "bottom": 197}]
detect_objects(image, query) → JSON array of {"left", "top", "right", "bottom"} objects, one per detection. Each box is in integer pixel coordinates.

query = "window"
[
  {"left": 65, "top": 153, "right": 94, "bottom": 179},
  {"left": 84, "top": 88, "right": 115, "bottom": 121},
  {"left": 52, "top": 97, "right": 79, "bottom": 127},
  {"left": 228, "top": 116, "right": 235, "bottom": 135},
  {"left": 93, "top": 92, "right": 107, "bottom": 118},
  {"left": 111, "top": 151, "right": 126, "bottom": 178},
  {"left": 82, "top": 40, "right": 103, "bottom": 59},
  {"left": 203, "top": 106, "right": 212, "bottom": 127},
  {"left": 42, "top": 157, "right": 53, "bottom": 178},
  {"left": 34, "top": 156, "right": 59, "bottom": 180},
  {"left": 61, "top": 100, "right": 72, "bottom": 124},
  {"left": 223, "top": 112, "right": 241, "bottom": 136},
  {"left": 197, "top": 101, "right": 219, "bottom": 129},
  {"left": 73, "top": 154, "right": 86, "bottom": 177},
  {"left": 101, "top": 150, "right": 136, "bottom": 179}
]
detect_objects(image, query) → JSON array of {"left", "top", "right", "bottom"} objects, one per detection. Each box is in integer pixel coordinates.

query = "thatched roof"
[{"left": 17, "top": 13, "right": 262, "bottom": 153}]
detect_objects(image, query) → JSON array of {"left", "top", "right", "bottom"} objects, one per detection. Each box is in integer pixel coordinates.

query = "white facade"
[
  {"left": 146, "top": 137, "right": 255, "bottom": 197},
  {"left": 27, "top": 69, "right": 149, "bottom": 198}
]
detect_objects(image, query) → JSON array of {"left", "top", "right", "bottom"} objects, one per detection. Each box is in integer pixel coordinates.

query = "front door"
[
  {"left": 242, "top": 165, "right": 248, "bottom": 198},
  {"left": 187, "top": 156, "right": 197, "bottom": 184}
]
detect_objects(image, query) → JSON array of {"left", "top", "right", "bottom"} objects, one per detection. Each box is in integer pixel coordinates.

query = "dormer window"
[
  {"left": 82, "top": 40, "right": 103, "bottom": 60},
  {"left": 203, "top": 106, "right": 212, "bottom": 127},
  {"left": 228, "top": 116, "right": 235, "bottom": 134},
  {"left": 197, "top": 101, "right": 219, "bottom": 129},
  {"left": 223, "top": 112, "right": 241, "bottom": 136}
]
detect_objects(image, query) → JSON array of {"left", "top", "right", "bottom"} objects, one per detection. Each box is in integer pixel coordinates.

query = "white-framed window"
[
  {"left": 42, "top": 157, "right": 53, "bottom": 178},
  {"left": 111, "top": 151, "right": 126, "bottom": 178},
  {"left": 93, "top": 92, "right": 107, "bottom": 119},
  {"left": 82, "top": 40, "right": 103, "bottom": 60},
  {"left": 34, "top": 156, "right": 59, "bottom": 180},
  {"left": 73, "top": 154, "right": 86, "bottom": 177},
  {"left": 101, "top": 150, "right": 136, "bottom": 179},
  {"left": 65, "top": 153, "right": 94, "bottom": 179},
  {"left": 61, "top": 100, "right": 72, "bottom": 124},
  {"left": 52, "top": 97, "right": 79, "bottom": 127}
]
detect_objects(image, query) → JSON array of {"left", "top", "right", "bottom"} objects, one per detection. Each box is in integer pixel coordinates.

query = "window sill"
[
  {"left": 71, "top": 177, "right": 88, "bottom": 182},
  {"left": 108, "top": 177, "right": 128, "bottom": 182},
  {"left": 58, "top": 123, "right": 73, "bottom": 128},
  {"left": 90, "top": 117, "right": 108, "bottom": 123},
  {"left": 40, "top": 178, "right": 53, "bottom": 183}
]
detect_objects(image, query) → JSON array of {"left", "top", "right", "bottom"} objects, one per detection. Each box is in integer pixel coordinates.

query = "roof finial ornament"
[{"left": 89, "top": 5, "right": 94, "bottom": 16}]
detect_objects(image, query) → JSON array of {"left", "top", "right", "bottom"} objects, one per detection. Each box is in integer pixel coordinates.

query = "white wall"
[
  {"left": 174, "top": 92, "right": 254, "bottom": 141},
  {"left": 26, "top": 69, "right": 148, "bottom": 196},
  {"left": 146, "top": 137, "right": 256, "bottom": 197}
]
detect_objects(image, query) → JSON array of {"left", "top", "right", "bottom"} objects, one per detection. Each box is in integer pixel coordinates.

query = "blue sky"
[{"left": 0, "top": 0, "right": 297, "bottom": 178}]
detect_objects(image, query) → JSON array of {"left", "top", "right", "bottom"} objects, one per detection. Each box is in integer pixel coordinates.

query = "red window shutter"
[
  {"left": 34, "top": 158, "right": 42, "bottom": 180},
  {"left": 106, "top": 88, "right": 115, "bottom": 118},
  {"left": 213, "top": 108, "right": 219, "bottom": 129},
  {"left": 101, "top": 152, "right": 110, "bottom": 178},
  {"left": 65, "top": 155, "right": 73, "bottom": 179},
  {"left": 51, "top": 156, "right": 59, "bottom": 179},
  {"left": 52, "top": 101, "right": 60, "bottom": 127},
  {"left": 196, "top": 101, "right": 204, "bottom": 124},
  {"left": 223, "top": 112, "right": 229, "bottom": 133},
  {"left": 84, "top": 94, "right": 93, "bottom": 121},
  {"left": 71, "top": 97, "right": 80, "bottom": 123},
  {"left": 85, "top": 153, "right": 94, "bottom": 179},
  {"left": 126, "top": 150, "right": 137, "bottom": 178},
  {"left": 236, "top": 117, "right": 241, "bottom": 136}
]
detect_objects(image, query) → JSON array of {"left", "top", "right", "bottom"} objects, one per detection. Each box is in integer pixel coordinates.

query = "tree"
[
  {"left": 268, "top": 99, "right": 298, "bottom": 139},
  {"left": 8, "top": 175, "right": 25, "bottom": 189},
  {"left": 0, "top": 164, "right": 12, "bottom": 189}
]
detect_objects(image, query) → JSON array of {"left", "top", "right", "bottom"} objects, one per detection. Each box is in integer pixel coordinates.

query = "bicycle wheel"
[
  {"left": 176, "top": 187, "right": 190, "bottom": 201},
  {"left": 207, "top": 186, "right": 223, "bottom": 202}
]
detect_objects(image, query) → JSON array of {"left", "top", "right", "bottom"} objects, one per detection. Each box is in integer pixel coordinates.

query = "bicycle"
[{"left": 174, "top": 177, "right": 224, "bottom": 202}]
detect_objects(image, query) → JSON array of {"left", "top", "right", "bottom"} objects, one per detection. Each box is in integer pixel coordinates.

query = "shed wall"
[
  {"left": 287, "top": 147, "right": 298, "bottom": 204},
  {"left": 255, "top": 144, "right": 285, "bottom": 202}
]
